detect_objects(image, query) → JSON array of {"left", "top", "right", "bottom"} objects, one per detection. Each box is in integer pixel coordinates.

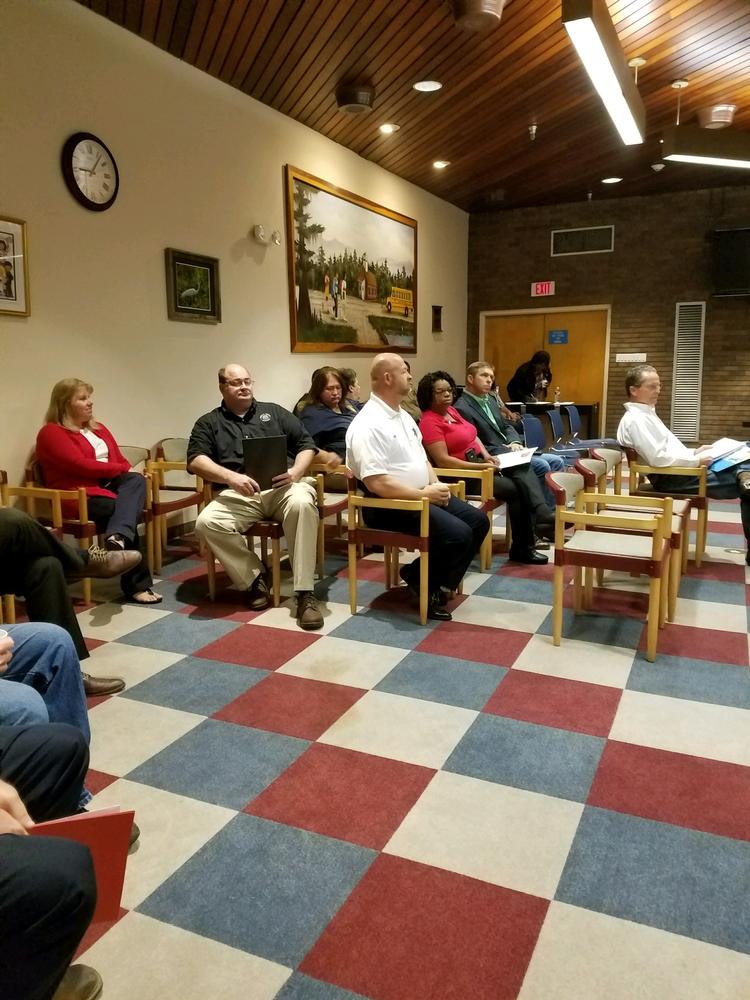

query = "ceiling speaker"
[
  {"left": 336, "top": 84, "right": 375, "bottom": 114},
  {"left": 451, "top": 0, "right": 506, "bottom": 31}
]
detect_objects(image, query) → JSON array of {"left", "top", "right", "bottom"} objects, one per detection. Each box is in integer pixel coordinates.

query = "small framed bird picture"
[{"left": 164, "top": 247, "right": 221, "bottom": 324}]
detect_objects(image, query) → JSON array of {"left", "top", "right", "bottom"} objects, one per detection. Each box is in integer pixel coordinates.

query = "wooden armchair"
[
  {"left": 547, "top": 469, "right": 672, "bottom": 662},
  {"left": 624, "top": 447, "right": 707, "bottom": 568},
  {"left": 347, "top": 480, "right": 465, "bottom": 625},
  {"left": 432, "top": 465, "right": 500, "bottom": 570},
  {"left": 309, "top": 461, "right": 351, "bottom": 577},
  {"left": 147, "top": 457, "right": 204, "bottom": 574}
]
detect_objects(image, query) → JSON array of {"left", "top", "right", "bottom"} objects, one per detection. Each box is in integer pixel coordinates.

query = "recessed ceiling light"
[
  {"left": 413, "top": 80, "right": 442, "bottom": 93},
  {"left": 433, "top": 160, "right": 450, "bottom": 169},
  {"left": 601, "top": 176, "right": 622, "bottom": 184},
  {"left": 379, "top": 123, "right": 400, "bottom": 134}
]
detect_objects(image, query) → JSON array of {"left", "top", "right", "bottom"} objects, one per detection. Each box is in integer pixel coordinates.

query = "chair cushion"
[{"left": 565, "top": 530, "right": 656, "bottom": 558}]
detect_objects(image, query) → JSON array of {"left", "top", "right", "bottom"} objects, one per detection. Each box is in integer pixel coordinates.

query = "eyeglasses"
[
  {"left": 433, "top": 387, "right": 454, "bottom": 396},
  {"left": 221, "top": 378, "right": 254, "bottom": 388}
]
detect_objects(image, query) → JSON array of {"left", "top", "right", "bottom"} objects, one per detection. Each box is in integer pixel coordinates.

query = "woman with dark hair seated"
[
  {"left": 417, "top": 371, "right": 549, "bottom": 564},
  {"left": 298, "top": 367, "right": 357, "bottom": 476},
  {"left": 36, "top": 378, "right": 162, "bottom": 604}
]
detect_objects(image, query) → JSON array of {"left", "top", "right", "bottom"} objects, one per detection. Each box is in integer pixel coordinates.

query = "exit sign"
[{"left": 531, "top": 281, "right": 555, "bottom": 297}]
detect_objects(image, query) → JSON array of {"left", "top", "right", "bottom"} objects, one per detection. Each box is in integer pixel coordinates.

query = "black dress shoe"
[
  {"left": 246, "top": 570, "right": 271, "bottom": 610},
  {"left": 508, "top": 548, "right": 549, "bottom": 565},
  {"left": 82, "top": 673, "right": 125, "bottom": 696},
  {"left": 535, "top": 520, "right": 556, "bottom": 542},
  {"left": 427, "top": 594, "right": 452, "bottom": 620},
  {"left": 399, "top": 564, "right": 420, "bottom": 598}
]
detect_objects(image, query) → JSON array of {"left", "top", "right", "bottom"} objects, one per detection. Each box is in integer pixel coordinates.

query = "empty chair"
[
  {"left": 547, "top": 468, "right": 672, "bottom": 662},
  {"left": 561, "top": 404, "right": 621, "bottom": 449},
  {"left": 522, "top": 413, "right": 579, "bottom": 464}
]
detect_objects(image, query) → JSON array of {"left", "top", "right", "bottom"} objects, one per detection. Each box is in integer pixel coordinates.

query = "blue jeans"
[
  {"left": 531, "top": 453, "right": 565, "bottom": 511},
  {"left": 0, "top": 677, "right": 48, "bottom": 726},
  {"left": 3, "top": 623, "right": 90, "bottom": 743}
]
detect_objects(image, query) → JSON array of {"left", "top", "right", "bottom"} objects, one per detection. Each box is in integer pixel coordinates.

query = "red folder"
[{"left": 31, "top": 807, "right": 134, "bottom": 922}]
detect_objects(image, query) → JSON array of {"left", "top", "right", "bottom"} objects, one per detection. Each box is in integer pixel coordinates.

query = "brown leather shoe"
[
  {"left": 73, "top": 546, "right": 142, "bottom": 579},
  {"left": 82, "top": 672, "right": 125, "bottom": 696},
  {"left": 53, "top": 965, "right": 103, "bottom": 1000},
  {"left": 296, "top": 591, "right": 323, "bottom": 630},
  {"left": 247, "top": 570, "right": 271, "bottom": 610}
]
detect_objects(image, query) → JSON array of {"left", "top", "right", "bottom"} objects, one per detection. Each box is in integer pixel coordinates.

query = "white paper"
[
  {"left": 700, "top": 437, "right": 746, "bottom": 462},
  {"left": 495, "top": 447, "right": 536, "bottom": 470}
]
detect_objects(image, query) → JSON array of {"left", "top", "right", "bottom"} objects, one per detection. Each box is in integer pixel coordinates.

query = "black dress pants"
[
  {"left": 502, "top": 465, "right": 552, "bottom": 525},
  {"left": 88, "top": 472, "right": 153, "bottom": 596},
  {"left": 364, "top": 495, "right": 489, "bottom": 593},
  {"left": 0, "top": 723, "right": 96, "bottom": 1000},
  {"left": 0, "top": 508, "right": 89, "bottom": 661},
  {"left": 492, "top": 473, "right": 535, "bottom": 551}
]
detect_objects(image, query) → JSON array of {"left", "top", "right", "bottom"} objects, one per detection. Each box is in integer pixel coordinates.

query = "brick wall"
[{"left": 467, "top": 186, "right": 750, "bottom": 440}]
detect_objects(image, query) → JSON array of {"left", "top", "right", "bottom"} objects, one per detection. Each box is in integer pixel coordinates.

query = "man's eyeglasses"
[{"left": 221, "top": 378, "right": 254, "bottom": 388}]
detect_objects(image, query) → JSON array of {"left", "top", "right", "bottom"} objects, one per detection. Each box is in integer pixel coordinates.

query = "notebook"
[
  {"left": 32, "top": 806, "right": 134, "bottom": 922},
  {"left": 710, "top": 444, "right": 750, "bottom": 473},
  {"left": 242, "top": 435, "right": 288, "bottom": 490}
]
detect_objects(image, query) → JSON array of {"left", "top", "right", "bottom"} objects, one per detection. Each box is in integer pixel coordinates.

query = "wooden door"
[{"left": 484, "top": 309, "right": 608, "bottom": 413}]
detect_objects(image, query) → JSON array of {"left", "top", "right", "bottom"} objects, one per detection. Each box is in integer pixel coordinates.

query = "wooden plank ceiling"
[{"left": 78, "top": 0, "right": 750, "bottom": 211}]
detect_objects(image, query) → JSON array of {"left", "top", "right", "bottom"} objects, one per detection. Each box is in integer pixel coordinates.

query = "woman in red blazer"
[{"left": 37, "top": 378, "right": 161, "bottom": 604}]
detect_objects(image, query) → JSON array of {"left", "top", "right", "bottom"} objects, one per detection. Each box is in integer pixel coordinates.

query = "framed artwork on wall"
[
  {"left": 0, "top": 216, "right": 30, "bottom": 317},
  {"left": 164, "top": 247, "right": 221, "bottom": 324},
  {"left": 285, "top": 165, "right": 417, "bottom": 354}
]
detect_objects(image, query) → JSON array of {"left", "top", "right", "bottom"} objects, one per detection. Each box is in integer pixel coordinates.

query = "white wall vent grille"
[
  {"left": 670, "top": 301, "right": 705, "bottom": 440},
  {"left": 550, "top": 225, "right": 614, "bottom": 256}
]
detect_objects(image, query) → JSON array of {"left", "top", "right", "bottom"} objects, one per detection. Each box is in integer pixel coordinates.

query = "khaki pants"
[{"left": 195, "top": 480, "right": 318, "bottom": 593}]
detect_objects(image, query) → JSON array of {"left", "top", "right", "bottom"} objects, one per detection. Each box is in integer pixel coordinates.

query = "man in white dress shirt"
[{"left": 346, "top": 353, "right": 489, "bottom": 620}]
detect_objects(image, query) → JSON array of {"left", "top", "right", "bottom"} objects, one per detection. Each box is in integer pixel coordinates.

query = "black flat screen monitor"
[{"left": 711, "top": 227, "right": 750, "bottom": 297}]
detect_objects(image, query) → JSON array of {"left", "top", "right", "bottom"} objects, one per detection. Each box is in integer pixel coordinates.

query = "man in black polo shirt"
[{"left": 188, "top": 363, "right": 323, "bottom": 630}]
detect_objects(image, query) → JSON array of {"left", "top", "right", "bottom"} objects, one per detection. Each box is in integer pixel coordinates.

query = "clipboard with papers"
[
  {"left": 709, "top": 442, "right": 750, "bottom": 473},
  {"left": 494, "top": 446, "right": 535, "bottom": 470},
  {"left": 242, "top": 435, "right": 288, "bottom": 490}
]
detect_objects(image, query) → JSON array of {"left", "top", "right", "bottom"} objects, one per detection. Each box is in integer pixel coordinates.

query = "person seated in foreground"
[
  {"left": 188, "top": 363, "right": 323, "bottom": 629},
  {"left": 346, "top": 353, "right": 489, "bottom": 621},
  {"left": 455, "top": 361, "right": 561, "bottom": 527},
  {"left": 0, "top": 722, "right": 101, "bottom": 1000},
  {"left": 0, "top": 508, "right": 136, "bottom": 696},
  {"left": 417, "top": 371, "right": 548, "bottom": 565},
  {"left": 617, "top": 363, "right": 750, "bottom": 562},
  {"left": 338, "top": 367, "right": 364, "bottom": 412},
  {"left": 36, "top": 378, "right": 161, "bottom": 605},
  {"left": 0, "top": 623, "right": 140, "bottom": 845}
]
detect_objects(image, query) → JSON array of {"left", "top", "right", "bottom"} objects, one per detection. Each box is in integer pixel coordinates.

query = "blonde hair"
[{"left": 44, "top": 378, "right": 99, "bottom": 429}]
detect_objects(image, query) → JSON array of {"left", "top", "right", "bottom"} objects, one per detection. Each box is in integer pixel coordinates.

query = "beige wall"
[{"left": 1, "top": 0, "right": 468, "bottom": 483}]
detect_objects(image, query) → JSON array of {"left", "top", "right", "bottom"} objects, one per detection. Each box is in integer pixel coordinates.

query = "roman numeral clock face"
[{"left": 61, "top": 132, "right": 119, "bottom": 211}]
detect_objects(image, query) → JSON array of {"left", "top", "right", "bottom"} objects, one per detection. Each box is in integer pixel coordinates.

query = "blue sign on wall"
[{"left": 548, "top": 329, "right": 568, "bottom": 344}]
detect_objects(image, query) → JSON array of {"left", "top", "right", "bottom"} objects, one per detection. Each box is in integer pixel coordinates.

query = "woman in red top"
[
  {"left": 417, "top": 371, "right": 547, "bottom": 564},
  {"left": 36, "top": 379, "right": 161, "bottom": 603}
]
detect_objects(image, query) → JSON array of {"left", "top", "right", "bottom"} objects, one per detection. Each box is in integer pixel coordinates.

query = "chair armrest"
[{"left": 630, "top": 461, "right": 707, "bottom": 496}]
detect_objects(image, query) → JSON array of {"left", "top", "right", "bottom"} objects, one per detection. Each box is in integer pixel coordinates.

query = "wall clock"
[{"left": 61, "top": 132, "right": 119, "bottom": 211}]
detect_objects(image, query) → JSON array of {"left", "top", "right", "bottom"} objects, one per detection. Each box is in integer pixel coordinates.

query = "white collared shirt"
[
  {"left": 617, "top": 401, "right": 698, "bottom": 468},
  {"left": 346, "top": 393, "right": 430, "bottom": 489}
]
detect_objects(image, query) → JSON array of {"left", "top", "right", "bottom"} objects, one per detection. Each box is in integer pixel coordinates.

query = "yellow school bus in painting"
[{"left": 385, "top": 287, "right": 413, "bottom": 316}]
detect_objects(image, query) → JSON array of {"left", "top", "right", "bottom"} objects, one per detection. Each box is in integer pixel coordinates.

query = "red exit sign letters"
[{"left": 531, "top": 281, "right": 555, "bottom": 297}]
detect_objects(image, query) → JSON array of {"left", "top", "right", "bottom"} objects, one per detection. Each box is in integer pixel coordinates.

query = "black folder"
[{"left": 242, "top": 436, "right": 288, "bottom": 490}]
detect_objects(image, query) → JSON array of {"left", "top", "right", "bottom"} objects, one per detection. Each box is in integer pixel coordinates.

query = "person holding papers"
[
  {"left": 188, "top": 363, "right": 323, "bottom": 629},
  {"left": 456, "top": 361, "right": 564, "bottom": 517},
  {"left": 617, "top": 364, "right": 750, "bottom": 561},
  {"left": 418, "top": 371, "right": 548, "bottom": 564}
]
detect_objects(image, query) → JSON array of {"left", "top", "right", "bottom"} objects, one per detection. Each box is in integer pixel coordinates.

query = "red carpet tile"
[
  {"left": 177, "top": 601, "right": 260, "bottom": 623},
  {"left": 213, "top": 673, "right": 365, "bottom": 740},
  {"left": 194, "top": 623, "right": 320, "bottom": 670},
  {"left": 707, "top": 520, "right": 744, "bottom": 535},
  {"left": 299, "top": 854, "right": 548, "bottom": 1000},
  {"left": 495, "top": 561, "right": 563, "bottom": 581},
  {"left": 83, "top": 637, "right": 108, "bottom": 653},
  {"left": 686, "top": 561, "right": 746, "bottom": 584},
  {"left": 85, "top": 768, "right": 119, "bottom": 795},
  {"left": 168, "top": 563, "right": 218, "bottom": 583},
  {"left": 485, "top": 671, "right": 622, "bottom": 737},
  {"left": 563, "top": 585, "right": 648, "bottom": 618},
  {"left": 337, "top": 558, "right": 388, "bottom": 582},
  {"left": 246, "top": 744, "right": 435, "bottom": 850},
  {"left": 589, "top": 741, "right": 750, "bottom": 842},
  {"left": 417, "top": 621, "right": 531, "bottom": 668},
  {"left": 637, "top": 622, "right": 749, "bottom": 666}
]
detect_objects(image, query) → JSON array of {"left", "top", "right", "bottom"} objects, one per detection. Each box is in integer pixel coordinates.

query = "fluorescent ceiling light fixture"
[
  {"left": 413, "top": 80, "right": 442, "bottom": 92},
  {"left": 662, "top": 125, "right": 750, "bottom": 170},
  {"left": 562, "top": 0, "right": 645, "bottom": 145},
  {"left": 433, "top": 160, "right": 450, "bottom": 169},
  {"left": 601, "top": 176, "right": 622, "bottom": 183},
  {"left": 379, "top": 123, "right": 400, "bottom": 134}
]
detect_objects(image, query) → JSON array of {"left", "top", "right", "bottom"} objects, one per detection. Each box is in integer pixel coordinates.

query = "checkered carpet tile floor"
[{"left": 73, "top": 499, "right": 750, "bottom": 999}]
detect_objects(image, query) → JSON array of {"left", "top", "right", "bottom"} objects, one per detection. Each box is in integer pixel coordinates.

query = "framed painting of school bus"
[{"left": 285, "top": 165, "right": 417, "bottom": 354}]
